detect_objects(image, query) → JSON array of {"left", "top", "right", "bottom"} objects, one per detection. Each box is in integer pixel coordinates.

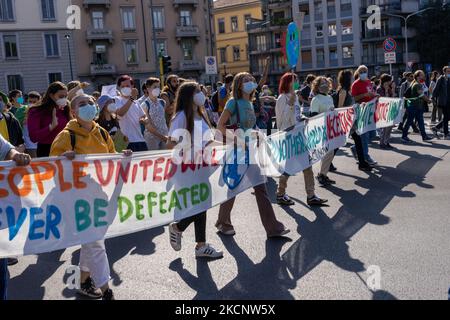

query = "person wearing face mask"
[
  {"left": 140, "top": 77, "right": 169, "bottom": 150},
  {"left": 310, "top": 76, "right": 338, "bottom": 186},
  {"left": 0, "top": 91, "right": 24, "bottom": 149},
  {"left": 161, "top": 75, "right": 180, "bottom": 125},
  {"left": 96, "top": 95, "right": 128, "bottom": 152},
  {"left": 351, "top": 66, "right": 379, "bottom": 166},
  {"left": 22, "top": 91, "right": 41, "bottom": 158},
  {"left": 110, "top": 75, "right": 148, "bottom": 152},
  {"left": 397, "top": 72, "right": 419, "bottom": 133},
  {"left": 275, "top": 72, "right": 329, "bottom": 207},
  {"left": 50, "top": 94, "right": 132, "bottom": 300},
  {"left": 431, "top": 66, "right": 450, "bottom": 139},
  {"left": 27, "top": 82, "right": 71, "bottom": 157},
  {"left": 402, "top": 70, "right": 433, "bottom": 143},
  {"left": 166, "top": 82, "right": 223, "bottom": 259},
  {"left": 376, "top": 74, "right": 396, "bottom": 149},
  {"left": 7, "top": 90, "right": 27, "bottom": 127},
  {"left": 215, "top": 72, "right": 290, "bottom": 238}
]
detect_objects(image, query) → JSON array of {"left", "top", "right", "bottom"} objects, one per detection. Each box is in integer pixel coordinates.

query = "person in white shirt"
[
  {"left": 275, "top": 73, "right": 328, "bottom": 207},
  {"left": 310, "top": 76, "right": 337, "bottom": 187},
  {"left": 166, "top": 81, "right": 223, "bottom": 259},
  {"left": 111, "top": 75, "right": 148, "bottom": 152}
]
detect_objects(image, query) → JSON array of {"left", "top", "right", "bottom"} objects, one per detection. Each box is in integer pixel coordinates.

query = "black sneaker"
[
  {"left": 412, "top": 127, "right": 420, "bottom": 133},
  {"left": 7, "top": 258, "right": 18, "bottom": 266},
  {"left": 324, "top": 176, "right": 336, "bottom": 185},
  {"left": 307, "top": 196, "right": 328, "bottom": 206},
  {"left": 77, "top": 277, "right": 102, "bottom": 299},
  {"left": 422, "top": 136, "right": 433, "bottom": 141},
  {"left": 102, "top": 289, "right": 115, "bottom": 300},
  {"left": 359, "top": 163, "right": 373, "bottom": 172},
  {"left": 277, "top": 194, "right": 295, "bottom": 206},
  {"left": 316, "top": 174, "right": 330, "bottom": 186},
  {"left": 329, "top": 163, "right": 337, "bottom": 172}
]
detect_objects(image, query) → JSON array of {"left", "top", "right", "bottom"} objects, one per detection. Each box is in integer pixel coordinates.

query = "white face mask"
[
  {"left": 151, "top": 88, "right": 161, "bottom": 97},
  {"left": 360, "top": 73, "right": 368, "bottom": 81},
  {"left": 56, "top": 98, "right": 67, "bottom": 108},
  {"left": 193, "top": 92, "right": 206, "bottom": 107},
  {"left": 121, "top": 87, "right": 132, "bottom": 97},
  {"left": 243, "top": 81, "right": 258, "bottom": 94}
]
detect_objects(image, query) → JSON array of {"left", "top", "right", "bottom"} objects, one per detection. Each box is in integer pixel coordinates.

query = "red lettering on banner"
[
  {"left": 73, "top": 161, "right": 89, "bottom": 189},
  {"left": 163, "top": 158, "right": 177, "bottom": 180},
  {"left": 55, "top": 160, "right": 72, "bottom": 192},
  {"left": 95, "top": 160, "right": 114, "bottom": 186},
  {"left": 8, "top": 167, "right": 32, "bottom": 197},
  {"left": 0, "top": 166, "right": 8, "bottom": 198},
  {"left": 375, "top": 102, "right": 389, "bottom": 123},
  {"left": 131, "top": 164, "right": 138, "bottom": 183},
  {"left": 139, "top": 160, "right": 153, "bottom": 182},
  {"left": 31, "top": 162, "right": 56, "bottom": 195},
  {"left": 153, "top": 157, "right": 165, "bottom": 182},
  {"left": 115, "top": 161, "right": 131, "bottom": 184}
]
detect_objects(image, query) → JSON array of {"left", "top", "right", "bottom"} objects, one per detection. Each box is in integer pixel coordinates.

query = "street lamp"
[
  {"left": 64, "top": 34, "right": 74, "bottom": 81},
  {"left": 384, "top": 7, "right": 433, "bottom": 70}
]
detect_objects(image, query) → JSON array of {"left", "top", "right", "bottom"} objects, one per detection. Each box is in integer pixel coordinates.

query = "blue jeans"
[
  {"left": 402, "top": 106, "right": 427, "bottom": 139},
  {"left": 0, "top": 258, "right": 7, "bottom": 300}
]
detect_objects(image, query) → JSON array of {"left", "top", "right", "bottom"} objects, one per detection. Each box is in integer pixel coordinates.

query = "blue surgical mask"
[
  {"left": 17, "top": 97, "right": 24, "bottom": 104},
  {"left": 243, "top": 81, "right": 258, "bottom": 94},
  {"left": 360, "top": 73, "right": 368, "bottom": 81},
  {"left": 78, "top": 104, "right": 98, "bottom": 122}
]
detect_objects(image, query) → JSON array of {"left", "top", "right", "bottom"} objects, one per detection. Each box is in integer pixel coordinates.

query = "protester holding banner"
[
  {"left": 377, "top": 74, "right": 396, "bottom": 149},
  {"left": 275, "top": 72, "right": 328, "bottom": 206},
  {"left": 22, "top": 91, "right": 41, "bottom": 158},
  {"left": 166, "top": 81, "right": 223, "bottom": 259},
  {"left": 336, "top": 70, "right": 372, "bottom": 172},
  {"left": 310, "top": 76, "right": 338, "bottom": 186},
  {"left": 402, "top": 70, "right": 433, "bottom": 143},
  {"left": 298, "top": 74, "right": 316, "bottom": 117},
  {"left": 351, "top": 65, "right": 378, "bottom": 166},
  {"left": 50, "top": 94, "right": 130, "bottom": 300},
  {"left": 0, "top": 91, "right": 24, "bottom": 148},
  {"left": 111, "top": 75, "right": 148, "bottom": 152},
  {"left": 215, "top": 72, "right": 290, "bottom": 238},
  {"left": 0, "top": 134, "right": 31, "bottom": 300},
  {"left": 28, "top": 82, "right": 71, "bottom": 157},
  {"left": 141, "top": 78, "right": 169, "bottom": 151}
]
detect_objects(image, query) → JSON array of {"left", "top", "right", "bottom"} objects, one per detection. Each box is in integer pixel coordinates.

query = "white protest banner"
[
  {"left": 0, "top": 148, "right": 265, "bottom": 258},
  {"left": 261, "top": 107, "right": 356, "bottom": 176},
  {"left": 355, "top": 97, "right": 404, "bottom": 135}
]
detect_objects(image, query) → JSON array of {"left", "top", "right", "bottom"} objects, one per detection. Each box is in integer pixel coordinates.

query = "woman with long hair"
[
  {"left": 214, "top": 72, "right": 289, "bottom": 238},
  {"left": 167, "top": 81, "right": 223, "bottom": 259},
  {"left": 27, "top": 81, "right": 71, "bottom": 157}
]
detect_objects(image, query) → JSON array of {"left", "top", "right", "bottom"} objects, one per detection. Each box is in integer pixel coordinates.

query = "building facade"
[
  {"left": 72, "top": 0, "right": 215, "bottom": 92},
  {"left": 213, "top": 0, "right": 263, "bottom": 80},
  {"left": 0, "top": 0, "right": 77, "bottom": 94}
]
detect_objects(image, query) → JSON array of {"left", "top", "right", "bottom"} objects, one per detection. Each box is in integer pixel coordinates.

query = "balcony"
[
  {"left": 360, "top": 2, "right": 401, "bottom": 15},
  {"left": 176, "top": 25, "right": 200, "bottom": 40},
  {"left": 83, "top": 0, "right": 111, "bottom": 8},
  {"left": 86, "top": 28, "right": 113, "bottom": 44},
  {"left": 268, "top": 0, "right": 290, "bottom": 10},
  {"left": 179, "top": 60, "right": 202, "bottom": 71},
  {"left": 90, "top": 64, "right": 116, "bottom": 76},
  {"left": 362, "top": 28, "right": 402, "bottom": 41},
  {"left": 173, "top": 0, "right": 198, "bottom": 9}
]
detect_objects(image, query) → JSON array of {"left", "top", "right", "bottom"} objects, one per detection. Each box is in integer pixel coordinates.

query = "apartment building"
[
  {"left": 72, "top": 0, "right": 214, "bottom": 91},
  {"left": 0, "top": 0, "right": 76, "bottom": 94},
  {"left": 213, "top": 0, "right": 263, "bottom": 80}
]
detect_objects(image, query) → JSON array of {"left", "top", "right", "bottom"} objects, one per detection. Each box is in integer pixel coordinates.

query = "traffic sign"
[
  {"left": 205, "top": 56, "right": 218, "bottom": 75},
  {"left": 384, "top": 52, "right": 396, "bottom": 64},
  {"left": 383, "top": 38, "right": 397, "bottom": 53}
]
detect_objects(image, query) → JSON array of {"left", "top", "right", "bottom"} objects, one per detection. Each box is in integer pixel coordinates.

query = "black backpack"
[
  {"left": 211, "top": 91, "right": 219, "bottom": 112},
  {"left": 68, "top": 127, "right": 108, "bottom": 151}
]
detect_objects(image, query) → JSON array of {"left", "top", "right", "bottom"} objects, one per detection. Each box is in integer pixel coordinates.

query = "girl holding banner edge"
[
  {"left": 214, "top": 72, "right": 290, "bottom": 238},
  {"left": 50, "top": 94, "right": 133, "bottom": 300},
  {"left": 275, "top": 72, "right": 328, "bottom": 207}
]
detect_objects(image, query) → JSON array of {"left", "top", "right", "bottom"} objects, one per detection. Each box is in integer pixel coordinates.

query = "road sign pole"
[{"left": 389, "top": 63, "right": 392, "bottom": 76}]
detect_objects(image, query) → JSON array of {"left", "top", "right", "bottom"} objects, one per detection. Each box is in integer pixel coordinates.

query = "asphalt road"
[{"left": 7, "top": 124, "right": 450, "bottom": 300}]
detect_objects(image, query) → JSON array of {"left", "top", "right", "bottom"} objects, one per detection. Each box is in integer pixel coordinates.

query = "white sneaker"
[
  {"left": 169, "top": 223, "right": 182, "bottom": 251},
  {"left": 195, "top": 244, "right": 223, "bottom": 259}
]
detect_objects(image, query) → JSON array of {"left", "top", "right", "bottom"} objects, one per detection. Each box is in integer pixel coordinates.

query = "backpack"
[
  {"left": 68, "top": 127, "right": 108, "bottom": 151},
  {"left": 211, "top": 91, "right": 219, "bottom": 112}
]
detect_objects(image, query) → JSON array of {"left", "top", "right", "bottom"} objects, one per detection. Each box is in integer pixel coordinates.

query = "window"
[
  {"left": 93, "top": 45, "right": 107, "bottom": 64},
  {"left": 219, "top": 47, "right": 227, "bottom": 63},
  {"left": 329, "top": 47, "right": 338, "bottom": 60},
  {"left": 181, "top": 40, "right": 193, "bottom": 60},
  {"left": 124, "top": 40, "right": 138, "bottom": 64},
  {"left": 343, "top": 45, "right": 353, "bottom": 58},
  {"left": 231, "top": 16, "right": 238, "bottom": 32},
  {"left": 48, "top": 72, "right": 62, "bottom": 84},
  {"left": 301, "top": 50, "right": 312, "bottom": 64},
  {"left": 7, "top": 75, "right": 22, "bottom": 91},
  {"left": 299, "top": 4, "right": 309, "bottom": 17},
  {"left": 328, "top": 23, "right": 336, "bottom": 36},
  {"left": 218, "top": 18, "right": 225, "bottom": 34},
  {"left": 0, "top": 0, "right": 14, "bottom": 21},
  {"left": 245, "top": 14, "right": 251, "bottom": 31},
  {"left": 341, "top": 0, "right": 352, "bottom": 12},
  {"left": 316, "top": 25, "right": 323, "bottom": 38},
  {"left": 41, "top": 0, "right": 55, "bottom": 21},
  {"left": 180, "top": 10, "right": 192, "bottom": 26},
  {"left": 256, "top": 56, "right": 265, "bottom": 73},
  {"left": 152, "top": 7, "right": 164, "bottom": 30},
  {"left": 256, "top": 35, "right": 267, "bottom": 51},
  {"left": 44, "top": 34, "right": 59, "bottom": 57},
  {"left": 3, "top": 35, "right": 18, "bottom": 59},
  {"left": 92, "top": 11, "right": 104, "bottom": 29},
  {"left": 342, "top": 21, "right": 353, "bottom": 34},
  {"left": 317, "top": 49, "right": 324, "bottom": 63},
  {"left": 314, "top": 1, "right": 322, "bottom": 17},
  {"left": 302, "top": 26, "right": 311, "bottom": 40},
  {"left": 327, "top": 0, "right": 335, "bottom": 13},
  {"left": 121, "top": 7, "right": 136, "bottom": 31},
  {"left": 233, "top": 46, "right": 240, "bottom": 61},
  {"left": 156, "top": 39, "right": 167, "bottom": 56}
]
